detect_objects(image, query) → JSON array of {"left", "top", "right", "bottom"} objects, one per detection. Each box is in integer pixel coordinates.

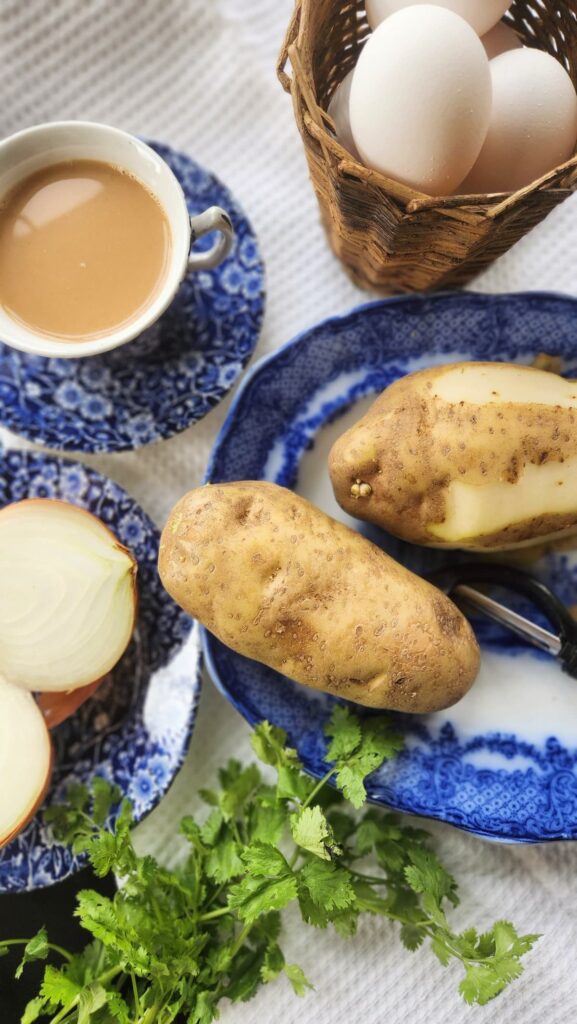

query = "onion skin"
[
  {"left": 0, "top": 742, "right": 53, "bottom": 850},
  {"left": 37, "top": 676, "right": 106, "bottom": 730}
]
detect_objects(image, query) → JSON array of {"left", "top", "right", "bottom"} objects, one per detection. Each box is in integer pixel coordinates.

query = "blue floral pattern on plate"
[
  {"left": 204, "top": 292, "right": 577, "bottom": 844},
  {"left": 0, "top": 451, "right": 200, "bottom": 892},
  {"left": 0, "top": 142, "right": 265, "bottom": 453}
]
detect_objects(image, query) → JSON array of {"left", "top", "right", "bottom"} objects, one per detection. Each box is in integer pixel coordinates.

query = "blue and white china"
[
  {"left": 0, "top": 141, "right": 265, "bottom": 453},
  {"left": 204, "top": 292, "right": 577, "bottom": 844},
  {"left": 0, "top": 450, "right": 199, "bottom": 892},
  {"left": 0, "top": 123, "right": 236, "bottom": 360}
]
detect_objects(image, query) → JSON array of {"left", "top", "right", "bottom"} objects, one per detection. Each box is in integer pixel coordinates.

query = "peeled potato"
[
  {"left": 159, "top": 482, "right": 480, "bottom": 714},
  {"left": 329, "top": 361, "right": 577, "bottom": 551}
]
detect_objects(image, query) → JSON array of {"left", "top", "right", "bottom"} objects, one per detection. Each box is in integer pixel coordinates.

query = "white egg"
[
  {"left": 482, "top": 21, "right": 522, "bottom": 60},
  {"left": 459, "top": 49, "right": 577, "bottom": 194},
  {"left": 350, "top": 6, "right": 492, "bottom": 196},
  {"left": 366, "top": 0, "right": 511, "bottom": 37},
  {"left": 327, "top": 69, "right": 360, "bottom": 160}
]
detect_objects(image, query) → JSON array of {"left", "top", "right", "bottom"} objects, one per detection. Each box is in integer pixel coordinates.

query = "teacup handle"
[{"left": 188, "top": 206, "right": 235, "bottom": 271}]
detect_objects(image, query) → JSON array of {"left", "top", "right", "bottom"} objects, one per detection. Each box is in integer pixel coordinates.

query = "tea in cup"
[{"left": 0, "top": 122, "right": 235, "bottom": 359}]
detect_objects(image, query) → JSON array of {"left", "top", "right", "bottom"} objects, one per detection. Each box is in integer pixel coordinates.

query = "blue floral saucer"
[
  {"left": 0, "top": 142, "right": 265, "bottom": 454},
  {"left": 0, "top": 450, "right": 200, "bottom": 892},
  {"left": 204, "top": 292, "right": 577, "bottom": 845}
]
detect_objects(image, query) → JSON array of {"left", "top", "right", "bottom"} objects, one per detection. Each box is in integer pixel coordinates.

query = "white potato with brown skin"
[
  {"left": 159, "top": 482, "right": 480, "bottom": 714},
  {"left": 329, "top": 362, "right": 577, "bottom": 551}
]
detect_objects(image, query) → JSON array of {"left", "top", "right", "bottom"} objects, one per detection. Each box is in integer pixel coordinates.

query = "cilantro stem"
[
  {"left": 34, "top": 716, "right": 535, "bottom": 1017},
  {"left": 198, "top": 905, "right": 232, "bottom": 922},
  {"left": 130, "top": 968, "right": 142, "bottom": 1017},
  {"left": 138, "top": 1000, "right": 162, "bottom": 1024},
  {"left": 347, "top": 870, "right": 389, "bottom": 886},
  {"left": 288, "top": 847, "right": 301, "bottom": 870},
  {"left": 301, "top": 768, "right": 337, "bottom": 809},
  {"left": 208, "top": 882, "right": 226, "bottom": 907},
  {"left": 231, "top": 922, "right": 253, "bottom": 959},
  {"left": 0, "top": 938, "right": 73, "bottom": 963}
]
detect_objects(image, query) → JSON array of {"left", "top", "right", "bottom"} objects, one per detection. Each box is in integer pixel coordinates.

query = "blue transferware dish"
[
  {"left": 0, "top": 142, "right": 265, "bottom": 454},
  {"left": 204, "top": 291, "right": 577, "bottom": 844},
  {"left": 0, "top": 450, "right": 199, "bottom": 892}
]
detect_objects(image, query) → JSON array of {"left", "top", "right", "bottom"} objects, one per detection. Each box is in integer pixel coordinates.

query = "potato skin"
[
  {"left": 329, "top": 362, "right": 577, "bottom": 550},
  {"left": 158, "top": 482, "right": 480, "bottom": 713}
]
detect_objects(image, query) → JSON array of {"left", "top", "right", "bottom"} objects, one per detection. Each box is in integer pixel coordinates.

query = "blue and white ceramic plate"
[
  {"left": 0, "top": 142, "right": 265, "bottom": 454},
  {"left": 204, "top": 292, "right": 577, "bottom": 844},
  {"left": 0, "top": 450, "right": 200, "bottom": 892}
]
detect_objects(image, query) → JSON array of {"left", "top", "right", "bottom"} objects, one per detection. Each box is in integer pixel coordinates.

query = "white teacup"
[{"left": 0, "top": 121, "right": 235, "bottom": 359}]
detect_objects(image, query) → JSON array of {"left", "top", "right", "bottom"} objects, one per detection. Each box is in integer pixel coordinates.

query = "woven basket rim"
[{"left": 277, "top": 0, "right": 577, "bottom": 216}]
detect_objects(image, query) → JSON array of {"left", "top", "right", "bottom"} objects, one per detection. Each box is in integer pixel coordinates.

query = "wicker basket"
[{"left": 277, "top": 1, "right": 577, "bottom": 294}]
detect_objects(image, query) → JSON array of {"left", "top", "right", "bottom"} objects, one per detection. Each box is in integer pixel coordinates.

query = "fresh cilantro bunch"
[{"left": 1, "top": 708, "right": 538, "bottom": 1023}]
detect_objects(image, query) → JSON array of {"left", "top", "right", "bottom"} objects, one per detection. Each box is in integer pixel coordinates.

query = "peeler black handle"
[{"left": 428, "top": 562, "right": 577, "bottom": 680}]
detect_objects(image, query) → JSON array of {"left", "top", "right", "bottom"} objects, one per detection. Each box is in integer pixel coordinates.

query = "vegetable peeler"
[{"left": 428, "top": 562, "right": 577, "bottom": 680}]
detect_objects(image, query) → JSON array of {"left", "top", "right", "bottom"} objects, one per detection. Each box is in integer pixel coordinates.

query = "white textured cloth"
[{"left": 1, "top": 2, "right": 577, "bottom": 1021}]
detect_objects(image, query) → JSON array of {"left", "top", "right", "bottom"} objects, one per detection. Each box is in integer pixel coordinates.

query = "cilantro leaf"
[
  {"left": 325, "top": 706, "right": 362, "bottom": 760},
  {"left": 180, "top": 816, "right": 204, "bottom": 849},
  {"left": 400, "top": 924, "right": 425, "bottom": 952},
  {"left": 276, "top": 764, "right": 314, "bottom": 803},
  {"left": 284, "top": 963, "right": 314, "bottom": 997},
  {"left": 85, "top": 830, "right": 118, "bottom": 878},
  {"left": 205, "top": 838, "right": 244, "bottom": 883},
  {"left": 330, "top": 721, "right": 404, "bottom": 808},
  {"left": 21, "top": 997, "right": 51, "bottom": 1024},
  {"left": 261, "top": 943, "right": 285, "bottom": 982},
  {"left": 15, "top": 928, "right": 49, "bottom": 978},
  {"left": 252, "top": 722, "right": 301, "bottom": 770},
  {"left": 491, "top": 920, "right": 540, "bottom": 958},
  {"left": 290, "top": 806, "right": 340, "bottom": 860},
  {"left": 225, "top": 942, "right": 268, "bottom": 1003},
  {"left": 299, "top": 861, "right": 356, "bottom": 912},
  {"left": 91, "top": 777, "right": 121, "bottom": 826},
  {"left": 250, "top": 800, "right": 288, "bottom": 845},
  {"left": 297, "top": 884, "right": 331, "bottom": 929},
  {"left": 5, "top": 712, "right": 537, "bottom": 1020},
  {"left": 219, "top": 763, "right": 261, "bottom": 820},
  {"left": 106, "top": 991, "right": 131, "bottom": 1023},
  {"left": 228, "top": 874, "right": 298, "bottom": 922},
  {"left": 460, "top": 962, "right": 522, "bottom": 1006},
  {"left": 200, "top": 809, "right": 224, "bottom": 847},
  {"left": 75, "top": 892, "right": 134, "bottom": 959},
  {"left": 431, "top": 935, "right": 452, "bottom": 966},
  {"left": 254, "top": 911, "right": 283, "bottom": 943},
  {"left": 190, "top": 990, "right": 219, "bottom": 1024},
  {"left": 40, "top": 964, "right": 81, "bottom": 1008},
  {"left": 404, "top": 846, "right": 459, "bottom": 909},
  {"left": 332, "top": 906, "right": 360, "bottom": 938},
  {"left": 355, "top": 811, "right": 403, "bottom": 856},
  {"left": 242, "top": 842, "right": 291, "bottom": 878}
]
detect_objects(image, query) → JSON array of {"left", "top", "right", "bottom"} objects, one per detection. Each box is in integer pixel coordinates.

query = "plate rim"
[
  {"left": 0, "top": 140, "right": 266, "bottom": 455},
  {"left": 204, "top": 289, "right": 577, "bottom": 483},
  {"left": 202, "top": 289, "right": 577, "bottom": 845},
  {"left": 0, "top": 449, "right": 202, "bottom": 891}
]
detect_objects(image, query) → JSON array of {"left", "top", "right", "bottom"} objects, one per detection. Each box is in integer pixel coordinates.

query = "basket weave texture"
[{"left": 277, "top": 1, "right": 577, "bottom": 294}]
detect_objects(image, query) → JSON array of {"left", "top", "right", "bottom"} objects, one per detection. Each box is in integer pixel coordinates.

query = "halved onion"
[
  {"left": 0, "top": 499, "right": 137, "bottom": 693},
  {"left": 0, "top": 674, "right": 53, "bottom": 848},
  {"left": 37, "top": 676, "right": 107, "bottom": 730}
]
